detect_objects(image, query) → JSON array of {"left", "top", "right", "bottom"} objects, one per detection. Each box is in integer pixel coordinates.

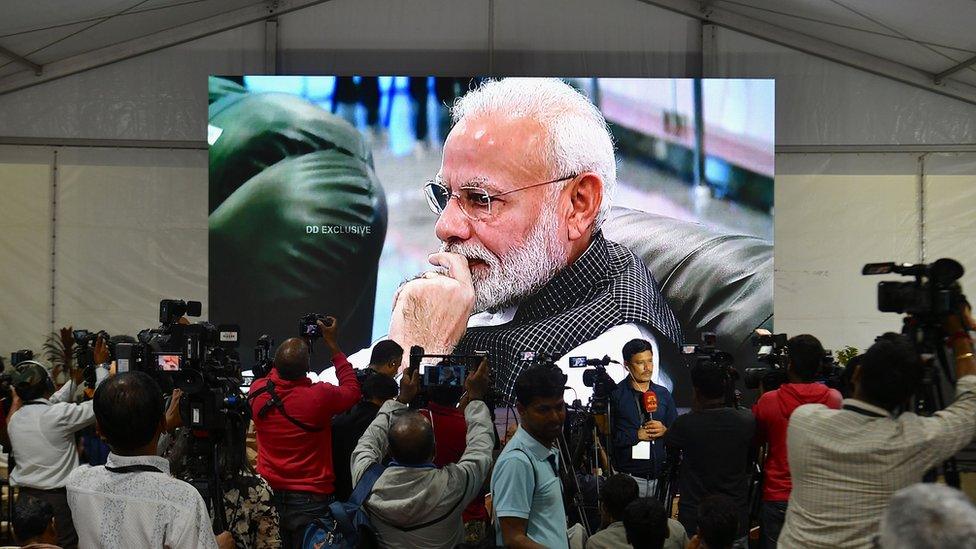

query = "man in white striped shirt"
[{"left": 778, "top": 310, "right": 976, "bottom": 549}]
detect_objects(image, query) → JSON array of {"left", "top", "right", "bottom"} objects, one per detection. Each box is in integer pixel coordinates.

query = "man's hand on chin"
[{"left": 389, "top": 251, "right": 476, "bottom": 355}]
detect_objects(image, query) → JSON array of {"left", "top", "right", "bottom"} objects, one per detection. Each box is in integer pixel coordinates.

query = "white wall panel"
[
  {"left": 775, "top": 154, "right": 921, "bottom": 353},
  {"left": 0, "top": 146, "right": 53, "bottom": 359},
  {"left": 53, "top": 148, "right": 208, "bottom": 341},
  {"left": 923, "top": 154, "right": 976, "bottom": 303}
]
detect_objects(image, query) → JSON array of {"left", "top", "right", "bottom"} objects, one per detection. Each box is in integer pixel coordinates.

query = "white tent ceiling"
[{"left": 0, "top": 0, "right": 974, "bottom": 104}]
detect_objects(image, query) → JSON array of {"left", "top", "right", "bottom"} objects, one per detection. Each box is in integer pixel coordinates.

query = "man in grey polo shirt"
[{"left": 491, "top": 364, "right": 569, "bottom": 548}]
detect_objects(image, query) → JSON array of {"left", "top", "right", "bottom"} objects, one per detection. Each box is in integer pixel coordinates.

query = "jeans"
[
  {"left": 760, "top": 500, "right": 788, "bottom": 549},
  {"left": 272, "top": 490, "right": 334, "bottom": 549},
  {"left": 627, "top": 474, "right": 659, "bottom": 499}
]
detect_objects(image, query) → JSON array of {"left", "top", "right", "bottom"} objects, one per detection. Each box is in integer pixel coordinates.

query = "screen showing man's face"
[{"left": 436, "top": 117, "right": 572, "bottom": 313}]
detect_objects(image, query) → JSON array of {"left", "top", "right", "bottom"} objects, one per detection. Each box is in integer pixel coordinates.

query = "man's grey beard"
[{"left": 441, "top": 205, "right": 569, "bottom": 313}]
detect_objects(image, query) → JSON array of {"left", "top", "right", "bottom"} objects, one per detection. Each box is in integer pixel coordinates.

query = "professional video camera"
[
  {"left": 113, "top": 300, "right": 245, "bottom": 431},
  {"left": 863, "top": 258, "right": 966, "bottom": 319},
  {"left": 682, "top": 332, "right": 739, "bottom": 406},
  {"left": 567, "top": 354, "right": 617, "bottom": 414},
  {"left": 743, "top": 331, "right": 788, "bottom": 391},
  {"left": 126, "top": 299, "right": 246, "bottom": 534},
  {"left": 863, "top": 258, "right": 969, "bottom": 488}
]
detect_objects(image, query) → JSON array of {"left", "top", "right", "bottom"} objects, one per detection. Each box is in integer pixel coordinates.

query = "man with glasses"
[{"left": 357, "top": 77, "right": 682, "bottom": 404}]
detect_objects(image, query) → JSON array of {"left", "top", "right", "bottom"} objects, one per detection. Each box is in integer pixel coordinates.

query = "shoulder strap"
[
  {"left": 251, "top": 380, "right": 324, "bottom": 432},
  {"left": 349, "top": 462, "right": 386, "bottom": 506},
  {"left": 842, "top": 403, "right": 887, "bottom": 418}
]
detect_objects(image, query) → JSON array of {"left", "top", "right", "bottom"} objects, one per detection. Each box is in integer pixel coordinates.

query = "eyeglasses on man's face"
[{"left": 423, "top": 174, "right": 579, "bottom": 221}]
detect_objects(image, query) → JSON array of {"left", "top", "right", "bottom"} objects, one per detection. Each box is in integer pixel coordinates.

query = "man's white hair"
[
  {"left": 879, "top": 483, "right": 976, "bottom": 549},
  {"left": 450, "top": 78, "right": 617, "bottom": 231}
]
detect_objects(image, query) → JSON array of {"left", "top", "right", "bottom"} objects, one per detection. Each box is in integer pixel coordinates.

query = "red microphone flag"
[{"left": 643, "top": 390, "right": 658, "bottom": 414}]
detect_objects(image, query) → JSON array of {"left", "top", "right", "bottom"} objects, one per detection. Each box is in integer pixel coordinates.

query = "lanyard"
[
  {"left": 842, "top": 404, "right": 887, "bottom": 418},
  {"left": 105, "top": 464, "right": 165, "bottom": 474}
]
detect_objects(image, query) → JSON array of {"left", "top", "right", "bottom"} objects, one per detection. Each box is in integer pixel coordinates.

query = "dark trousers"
[
  {"left": 19, "top": 486, "right": 77, "bottom": 549},
  {"left": 273, "top": 489, "right": 334, "bottom": 549},
  {"left": 760, "top": 500, "right": 788, "bottom": 549}
]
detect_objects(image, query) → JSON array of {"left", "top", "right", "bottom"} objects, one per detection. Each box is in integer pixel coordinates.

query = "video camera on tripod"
[
  {"left": 567, "top": 354, "right": 618, "bottom": 414},
  {"left": 115, "top": 299, "right": 246, "bottom": 432},
  {"left": 743, "top": 331, "right": 844, "bottom": 393},
  {"left": 119, "top": 299, "right": 247, "bottom": 534},
  {"left": 863, "top": 257, "right": 969, "bottom": 488},
  {"left": 682, "top": 332, "right": 739, "bottom": 406}
]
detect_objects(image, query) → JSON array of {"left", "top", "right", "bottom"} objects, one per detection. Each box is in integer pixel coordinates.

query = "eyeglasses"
[{"left": 423, "top": 174, "right": 579, "bottom": 221}]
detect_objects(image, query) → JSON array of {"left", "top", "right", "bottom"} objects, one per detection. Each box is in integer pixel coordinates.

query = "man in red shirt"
[
  {"left": 752, "top": 334, "right": 842, "bottom": 549},
  {"left": 249, "top": 316, "right": 360, "bottom": 549},
  {"left": 420, "top": 379, "right": 490, "bottom": 543}
]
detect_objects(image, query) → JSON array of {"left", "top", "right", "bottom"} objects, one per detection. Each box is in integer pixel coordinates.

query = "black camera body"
[
  {"left": 299, "top": 313, "right": 330, "bottom": 339},
  {"left": 10, "top": 349, "right": 34, "bottom": 367},
  {"left": 683, "top": 332, "right": 739, "bottom": 405},
  {"left": 125, "top": 300, "right": 246, "bottom": 432},
  {"left": 864, "top": 258, "right": 965, "bottom": 319},
  {"left": 73, "top": 329, "right": 111, "bottom": 388},
  {"left": 743, "top": 332, "right": 788, "bottom": 390},
  {"left": 250, "top": 334, "right": 275, "bottom": 382}
]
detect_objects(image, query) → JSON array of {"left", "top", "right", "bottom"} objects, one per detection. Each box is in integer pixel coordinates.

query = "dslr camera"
[
  {"left": 73, "top": 329, "right": 111, "bottom": 388},
  {"left": 299, "top": 313, "right": 331, "bottom": 339}
]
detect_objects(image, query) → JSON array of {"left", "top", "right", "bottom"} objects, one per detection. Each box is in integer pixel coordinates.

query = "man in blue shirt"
[
  {"left": 491, "top": 364, "right": 569, "bottom": 549},
  {"left": 609, "top": 338, "right": 677, "bottom": 497}
]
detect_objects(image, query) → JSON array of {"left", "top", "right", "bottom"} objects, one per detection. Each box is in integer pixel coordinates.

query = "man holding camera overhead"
[
  {"left": 7, "top": 337, "right": 113, "bottom": 549},
  {"left": 248, "top": 316, "right": 361, "bottom": 549},
  {"left": 609, "top": 338, "right": 677, "bottom": 498},
  {"left": 778, "top": 305, "right": 976, "bottom": 549}
]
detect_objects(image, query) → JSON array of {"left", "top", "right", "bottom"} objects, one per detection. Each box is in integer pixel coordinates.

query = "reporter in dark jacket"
[{"left": 609, "top": 339, "right": 677, "bottom": 497}]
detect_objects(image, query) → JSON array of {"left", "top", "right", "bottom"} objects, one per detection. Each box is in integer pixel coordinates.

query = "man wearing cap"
[{"left": 7, "top": 338, "right": 113, "bottom": 549}]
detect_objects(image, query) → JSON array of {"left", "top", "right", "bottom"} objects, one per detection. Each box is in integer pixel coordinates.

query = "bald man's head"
[
  {"left": 274, "top": 338, "right": 310, "bottom": 380},
  {"left": 388, "top": 411, "right": 435, "bottom": 466}
]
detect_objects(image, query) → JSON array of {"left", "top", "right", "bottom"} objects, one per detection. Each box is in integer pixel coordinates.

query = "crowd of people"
[{"left": 4, "top": 307, "right": 976, "bottom": 548}]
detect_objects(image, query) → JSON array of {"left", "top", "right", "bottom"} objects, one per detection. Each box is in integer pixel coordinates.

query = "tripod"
[
  {"left": 904, "top": 317, "right": 961, "bottom": 488},
  {"left": 182, "top": 433, "right": 229, "bottom": 534}
]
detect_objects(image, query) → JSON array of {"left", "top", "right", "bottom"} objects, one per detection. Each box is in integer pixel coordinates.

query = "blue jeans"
[
  {"left": 627, "top": 474, "right": 659, "bottom": 499},
  {"left": 272, "top": 490, "right": 334, "bottom": 549}
]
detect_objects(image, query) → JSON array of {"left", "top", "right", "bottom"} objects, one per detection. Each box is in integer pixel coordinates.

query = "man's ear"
[
  {"left": 95, "top": 420, "right": 106, "bottom": 442},
  {"left": 564, "top": 173, "right": 602, "bottom": 241}
]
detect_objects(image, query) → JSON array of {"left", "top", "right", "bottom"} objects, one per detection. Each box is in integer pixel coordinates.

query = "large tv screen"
[{"left": 208, "top": 75, "right": 773, "bottom": 406}]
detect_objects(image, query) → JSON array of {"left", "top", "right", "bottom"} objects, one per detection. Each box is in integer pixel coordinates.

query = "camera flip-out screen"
[{"left": 156, "top": 353, "right": 184, "bottom": 372}]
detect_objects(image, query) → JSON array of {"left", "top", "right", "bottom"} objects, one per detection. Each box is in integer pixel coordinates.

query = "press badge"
[{"left": 632, "top": 441, "right": 652, "bottom": 459}]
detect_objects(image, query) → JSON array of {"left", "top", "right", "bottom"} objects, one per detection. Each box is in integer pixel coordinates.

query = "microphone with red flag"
[{"left": 643, "top": 390, "right": 658, "bottom": 417}]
